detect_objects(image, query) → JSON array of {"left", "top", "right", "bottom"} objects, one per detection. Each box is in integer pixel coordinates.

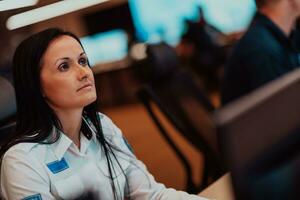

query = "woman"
[{"left": 0, "top": 28, "right": 209, "bottom": 200}]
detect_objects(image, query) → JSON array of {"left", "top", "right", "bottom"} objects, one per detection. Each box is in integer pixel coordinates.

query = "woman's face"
[{"left": 40, "top": 35, "right": 97, "bottom": 111}]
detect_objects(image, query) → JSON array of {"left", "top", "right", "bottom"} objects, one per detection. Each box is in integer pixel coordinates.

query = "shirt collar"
[
  {"left": 253, "top": 12, "right": 295, "bottom": 50},
  {"left": 79, "top": 120, "right": 99, "bottom": 154},
  {"left": 82, "top": 116, "right": 99, "bottom": 144},
  {"left": 49, "top": 127, "right": 73, "bottom": 161},
  {"left": 49, "top": 118, "right": 100, "bottom": 160}
]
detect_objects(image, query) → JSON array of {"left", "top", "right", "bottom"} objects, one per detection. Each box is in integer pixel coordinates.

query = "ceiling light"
[
  {"left": 6, "top": 0, "right": 109, "bottom": 30},
  {"left": 0, "top": 0, "right": 38, "bottom": 12}
]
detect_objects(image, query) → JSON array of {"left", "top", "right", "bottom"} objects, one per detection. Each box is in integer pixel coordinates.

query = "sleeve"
[
  {"left": 126, "top": 159, "right": 209, "bottom": 200},
  {"left": 1, "top": 148, "right": 56, "bottom": 200},
  {"left": 100, "top": 114, "right": 209, "bottom": 200}
]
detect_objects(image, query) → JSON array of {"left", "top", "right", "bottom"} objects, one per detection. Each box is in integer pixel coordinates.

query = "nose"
[{"left": 77, "top": 65, "right": 89, "bottom": 81}]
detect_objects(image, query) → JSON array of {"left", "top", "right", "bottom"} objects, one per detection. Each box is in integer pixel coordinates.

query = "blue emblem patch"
[
  {"left": 47, "top": 158, "right": 69, "bottom": 174},
  {"left": 22, "top": 194, "right": 42, "bottom": 200}
]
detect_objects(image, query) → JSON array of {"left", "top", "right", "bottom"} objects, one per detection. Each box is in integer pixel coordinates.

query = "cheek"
[
  {"left": 42, "top": 78, "right": 76, "bottom": 107},
  {"left": 296, "top": 2, "right": 300, "bottom": 11},
  {"left": 42, "top": 78, "right": 97, "bottom": 108}
]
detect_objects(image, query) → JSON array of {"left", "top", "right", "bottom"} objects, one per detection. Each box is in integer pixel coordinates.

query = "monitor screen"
[
  {"left": 80, "top": 29, "right": 128, "bottom": 66},
  {"left": 129, "top": 0, "right": 256, "bottom": 45},
  {"left": 199, "top": 0, "right": 256, "bottom": 34},
  {"left": 214, "top": 68, "right": 300, "bottom": 200},
  {"left": 129, "top": 0, "right": 200, "bottom": 45}
]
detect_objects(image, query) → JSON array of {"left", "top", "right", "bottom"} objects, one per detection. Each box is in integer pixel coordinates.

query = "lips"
[{"left": 77, "top": 83, "right": 93, "bottom": 92}]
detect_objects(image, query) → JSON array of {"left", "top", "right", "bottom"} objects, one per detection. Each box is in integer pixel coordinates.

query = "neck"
[
  {"left": 260, "top": 3, "right": 298, "bottom": 36},
  {"left": 54, "top": 108, "right": 83, "bottom": 149}
]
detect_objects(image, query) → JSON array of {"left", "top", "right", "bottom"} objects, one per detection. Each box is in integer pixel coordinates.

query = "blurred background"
[{"left": 0, "top": 0, "right": 256, "bottom": 193}]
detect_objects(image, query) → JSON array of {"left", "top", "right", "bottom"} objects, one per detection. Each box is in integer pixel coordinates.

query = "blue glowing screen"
[
  {"left": 199, "top": 0, "right": 256, "bottom": 34},
  {"left": 129, "top": 0, "right": 199, "bottom": 45},
  {"left": 129, "top": 0, "right": 256, "bottom": 44},
  {"left": 80, "top": 29, "right": 128, "bottom": 66}
]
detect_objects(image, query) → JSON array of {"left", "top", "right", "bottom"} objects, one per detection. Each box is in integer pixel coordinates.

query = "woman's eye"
[
  {"left": 79, "top": 57, "right": 88, "bottom": 66},
  {"left": 58, "top": 63, "right": 69, "bottom": 72}
]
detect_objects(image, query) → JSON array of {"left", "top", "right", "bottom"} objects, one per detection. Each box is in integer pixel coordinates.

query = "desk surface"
[{"left": 199, "top": 173, "right": 234, "bottom": 200}]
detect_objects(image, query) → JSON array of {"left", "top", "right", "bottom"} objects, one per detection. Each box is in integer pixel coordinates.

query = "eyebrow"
[{"left": 54, "top": 52, "right": 86, "bottom": 65}]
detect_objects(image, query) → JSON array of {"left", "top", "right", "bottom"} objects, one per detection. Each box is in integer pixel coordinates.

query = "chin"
[{"left": 83, "top": 94, "right": 97, "bottom": 106}]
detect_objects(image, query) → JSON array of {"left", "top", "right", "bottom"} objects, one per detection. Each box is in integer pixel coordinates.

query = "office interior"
[{"left": 2, "top": 0, "right": 298, "bottom": 199}]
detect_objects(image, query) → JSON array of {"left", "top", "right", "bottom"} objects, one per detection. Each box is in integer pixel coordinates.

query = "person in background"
[
  {"left": 222, "top": 0, "right": 300, "bottom": 105},
  {"left": 0, "top": 28, "right": 209, "bottom": 200}
]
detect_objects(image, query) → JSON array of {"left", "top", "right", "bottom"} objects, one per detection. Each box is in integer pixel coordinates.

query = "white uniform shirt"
[{"left": 1, "top": 113, "right": 208, "bottom": 200}]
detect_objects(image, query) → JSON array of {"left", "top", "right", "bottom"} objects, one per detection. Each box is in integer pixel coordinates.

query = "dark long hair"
[{"left": 0, "top": 28, "right": 128, "bottom": 200}]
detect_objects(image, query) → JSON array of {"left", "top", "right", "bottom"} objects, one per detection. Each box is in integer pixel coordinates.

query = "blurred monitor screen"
[
  {"left": 80, "top": 29, "right": 128, "bottom": 66},
  {"left": 129, "top": 0, "right": 256, "bottom": 44},
  {"left": 199, "top": 0, "right": 256, "bottom": 34},
  {"left": 129, "top": 0, "right": 200, "bottom": 45}
]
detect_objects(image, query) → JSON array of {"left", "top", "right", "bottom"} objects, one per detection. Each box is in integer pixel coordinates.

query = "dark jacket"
[{"left": 222, "top": 12, "right": 300, "bottom": 105}]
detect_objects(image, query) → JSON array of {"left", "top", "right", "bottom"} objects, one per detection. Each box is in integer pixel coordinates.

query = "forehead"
[{"left": 43, "top": 35, "right": 84, "bottom": 60}]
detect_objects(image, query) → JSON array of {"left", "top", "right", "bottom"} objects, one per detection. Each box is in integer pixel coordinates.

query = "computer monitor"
[
  {"left": 199, "top": 0, "right": 256, "bottom": 34},
  {"left": 80, "top": 29, "right": 128, "bottom": 66},
  {"left": 129, "top": 0, "right": 200, "bottom": 45},
  {"left": 214, "top": 68, "right": 300, "bottom": 200},
  {"left": 129, "top": 0, "right": 256, "bottom": 45}
]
